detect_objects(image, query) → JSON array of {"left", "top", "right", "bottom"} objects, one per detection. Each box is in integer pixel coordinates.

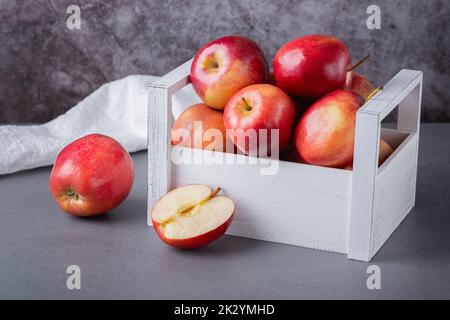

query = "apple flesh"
[
  {"left": 151, "top": 185, "right": 234, "bottom": 249},
  {"left": 190, "top": 35, "right": 268, "bottom": 110},
  {"left": 49, "top": 134, "right": 134, "bottom": 216},
  {"left": 223, "top": 84, "right": 297, "bottom": 156},
  {"left": 171, "top": 103, "right": 227, "bottom": 151},
  {"left": 295, "top": 89, "right": 364, "bottom": 168},
  {"left": 273, "top": 34, "right": 351, "bottom": 100}
]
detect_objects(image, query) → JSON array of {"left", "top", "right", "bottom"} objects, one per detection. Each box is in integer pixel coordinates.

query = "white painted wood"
[
  {"left": 151, "top": 59, "right": 193, "bottom": 93},
  {"left": 348, "top": 70, "right": 423, "bottom": 261},
  {"left": 347, "top": 111, "right": 380, "bottom": 261},
  {"left": 172, "top": 147, "right": 352, "bottom": 253},
  {"left": 147, "top": 61, "right": 423, "bottom": 261},
  {"left": 397, "top": 80, "right": 423, "bottom": 208},
  {"left": 372, "top": 134, "right": 418, "bottom": 254},
  {"left": 147, "top": 59, "right": 192, "bottom": 226},
  {"left": 362, "top": 70, "right": 423, "bottom": 120}
]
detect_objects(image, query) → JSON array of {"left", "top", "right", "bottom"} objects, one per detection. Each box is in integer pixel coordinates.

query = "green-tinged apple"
[
  {"left": 345, "top": 139, "right": 395, "bottom": 170},
  {"left": 171, "top": 103, "right": 227, "bottom": 151},
  {"left": 190, "top": 35, "right": 268, "bottom": 110},
  {"left": 223, "top": 84, "right": 297, "bottom": 155},
  {"left": 49, "top": 134, "right": 134, "bottom": 216},
  {"left": 295, "top": 89, "right": 364, "bottom": 168},
  {"left": 273, "top": 34, "right": 351, "bottom": 100},
  {"left": 151, "top": 185, "right": 234, "bottom": 249}
]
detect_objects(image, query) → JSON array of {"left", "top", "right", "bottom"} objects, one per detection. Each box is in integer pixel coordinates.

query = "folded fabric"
[{"left": 0, "top": 75, "right": 201, "bottom": 175}]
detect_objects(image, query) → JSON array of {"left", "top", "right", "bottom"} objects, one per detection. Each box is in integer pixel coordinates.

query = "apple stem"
[
  {"left": 242, "top": 97, "right": 252, "bottom": 111},
  {"left": 347, "top": 53, "right": 371, "bottom": 72},
  {"left": 365, "top": 86, "right": 384, "bottom": 102},
  {"left": 208, "top": 187, "right": 221, "bottom": 199}
]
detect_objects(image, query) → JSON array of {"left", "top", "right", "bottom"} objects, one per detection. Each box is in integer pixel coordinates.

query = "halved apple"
[{"left": 151, "top": 185, "right": 234, "bottom": 249}]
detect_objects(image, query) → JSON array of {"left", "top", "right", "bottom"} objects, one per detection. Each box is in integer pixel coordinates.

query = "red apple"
[
  {"left": 295, "top": 90, "right": 364, "bottom": 168},
  {"left": 273, "top": 34, "right": 351, "bottom": 100},
  {"left": 223, "top": 84, "right": 297, "bottom": 156},
  {"left": 349, "top": 72, "right": 375, "bottom": 100},
  {"left": 49, "top": 134, "right": 134, "bottom": 216},
  {"left": 171, "top": 103, "right": 227, "bottom": 151},
  {"left": 190, "top": 35, "right": 268, "bottom": 110},
  {"left": 344, "top": 53, "right": 372, "bottom": 94},
  {"left": 151, "top": 185, "right": 234, "bottom": 249}
]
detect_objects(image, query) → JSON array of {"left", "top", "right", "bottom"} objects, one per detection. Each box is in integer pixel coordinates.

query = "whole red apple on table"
[
  {"left": 223, "top": 84, "right": 297, "bottom": 156},
  {"left": 151, "top": 185, "right": 234, "bottom": 249},
  {"left": 49, "top": 134, "right": 134, "bottom": 217},
  {"left": 295, "top": 89, "right": 364, "bottom": 168},
  {"left": 273, "top": 34, "right": 351, "bottom": 100},
  {"left": 171, "top": 103, "right": 228, "bottom": 151},
  {"left": 190, "top": 35, "right": 268, "bottom": 110}
]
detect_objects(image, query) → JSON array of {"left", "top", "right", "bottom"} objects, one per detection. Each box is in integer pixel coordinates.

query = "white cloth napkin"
[{"left": 0, "top": 75, "right": 201, "bottom": 175}]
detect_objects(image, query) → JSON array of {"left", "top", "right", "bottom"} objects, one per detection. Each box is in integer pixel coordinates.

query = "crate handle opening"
[{"left": 348, "top": 69, "right": 423, "bottom": 261}]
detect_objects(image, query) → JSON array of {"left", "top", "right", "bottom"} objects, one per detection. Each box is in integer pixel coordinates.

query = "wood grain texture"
[
  {"left": 372, "top": 134, "right": 418, "bottom": 254},
  {"left": 348, "top": 70, "right": 423, "bottom": 261},
  {"left": 147, "top": 60, "right": 192, "bottom": 226},
  {"left": 398, "top": 82, "right": 423, "bottom": 208},
  {"left": 172, "top": 148, "right": 352, "bottom": 253},
  {"left": 348, "top": 111, "right": 380, "bottom": 261}
]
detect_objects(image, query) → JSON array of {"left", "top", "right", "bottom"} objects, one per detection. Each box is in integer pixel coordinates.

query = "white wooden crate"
[{"left": 147, "top": 59, "right": 423, "bottom": 261}]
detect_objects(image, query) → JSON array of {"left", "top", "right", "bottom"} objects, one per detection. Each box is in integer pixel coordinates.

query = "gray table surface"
[{"left": 0, "top": 123, "right": 449, "bottom": 300}]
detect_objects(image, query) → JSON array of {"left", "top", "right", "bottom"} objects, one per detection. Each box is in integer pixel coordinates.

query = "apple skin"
[
  {"left": 49, "top": 134, "right": 134, "bottom": 217},
  {"left": 223, "top": 84, "right": 297, "bottom": 155},
  {"left": 378, "top": 139, "right": 394, "bottom": 165},
  {"left": 295, "top": 90, "right": 364, "bottom": 168},
  {"left": 349, "top": 72, "right": 375, "bottom": 100},
  {"left": 152, "top": 212, "right": 234, "bottom": 249},
  {"left": 273, "top": 34, "right": 351, "bottom": 100},
  {"left": 171, "top": 103, "right": 227, "bottom": 151},
  {"left": 190, "top": 35, "right": 268, "bottom": 110},
  {"left": 344, "top": 139, "right": 394, "bottom": 170}
]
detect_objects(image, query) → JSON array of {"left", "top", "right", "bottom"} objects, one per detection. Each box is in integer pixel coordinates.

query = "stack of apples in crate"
[{"left": 152, "top": 34, "right": 396, "bottom": 248}]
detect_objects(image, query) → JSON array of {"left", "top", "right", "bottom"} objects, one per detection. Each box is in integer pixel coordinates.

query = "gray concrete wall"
[{"left": 1, "top": 0, "right": 449, "bottom": 123}]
